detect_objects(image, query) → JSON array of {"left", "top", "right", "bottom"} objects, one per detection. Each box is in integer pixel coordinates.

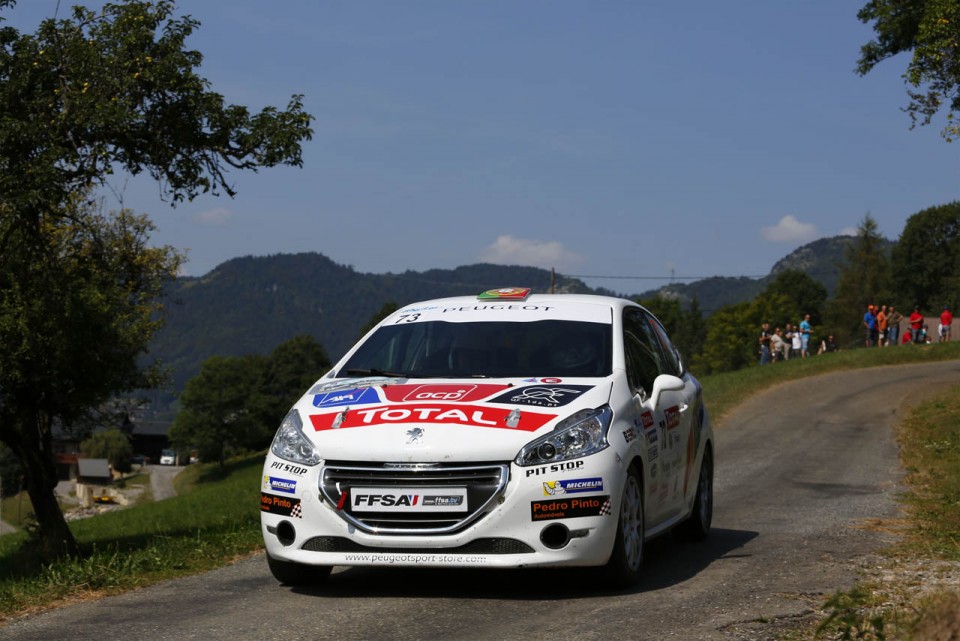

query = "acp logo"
[{"left": 382, "top": 384, "right": 508, "bottom": 403}]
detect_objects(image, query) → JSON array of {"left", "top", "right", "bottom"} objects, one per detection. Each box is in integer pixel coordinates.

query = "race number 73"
[{"left": 395, "top": 313, "right": 421, "bottom": 323}]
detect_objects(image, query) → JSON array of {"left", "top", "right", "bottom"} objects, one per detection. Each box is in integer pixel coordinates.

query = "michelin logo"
[
  {"left": 263, "top": 476, "right": 297, "bottom": 494},
  {"left": 542, "top": 477, "right": 604, "bottom": 496}
]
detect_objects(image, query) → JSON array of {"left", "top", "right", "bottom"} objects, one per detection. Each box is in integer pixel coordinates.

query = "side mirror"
[{"left": 650, "top": 374, "right": 684, "bottom": 408}]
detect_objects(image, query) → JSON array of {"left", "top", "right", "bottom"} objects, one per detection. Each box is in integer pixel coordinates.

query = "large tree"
[
  {"left": 857, "top": 0, "right": 960, "bottom": 140},
  {"left": 0, "top": 200, "right": 181, "bottom": 556},
  {"left": 891, "top": 201, "right": 960, "bottom": 311},
  {"left": 825, "top": 215, "right": 894, "bottom": 344},
  {"left": 0, "top": 1, "right": 312, "bottom": 558},
  {"left": 170, "top": 335, "right": 330, "bottom": 466}
]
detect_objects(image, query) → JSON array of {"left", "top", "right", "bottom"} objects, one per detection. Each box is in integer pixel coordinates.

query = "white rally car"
[{"left": 261, "top": 288, "right": 713, "bottom": 586}]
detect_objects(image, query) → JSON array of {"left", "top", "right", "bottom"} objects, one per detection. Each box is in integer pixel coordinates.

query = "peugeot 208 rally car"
[{"left": 261, "top": 288, "right": 714, "bottom": 586}]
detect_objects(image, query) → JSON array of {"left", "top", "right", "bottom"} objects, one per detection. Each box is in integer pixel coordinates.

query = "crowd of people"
[{"left": 758, "top": 304, "right": 954, "bottom": 365}]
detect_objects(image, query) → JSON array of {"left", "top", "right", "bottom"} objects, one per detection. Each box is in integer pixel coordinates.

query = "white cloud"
[
  {"left": 838, "top": 227, "right": 858, "bottom": 237},
  {"left": 194, "top": 207, "right": 234, "bottom": 226},
  {"left": 761, "top": 215, "right": 818, "bottom": 243},
  {"left": 479, "top": 235, "right": 585, "bottom": 271}
]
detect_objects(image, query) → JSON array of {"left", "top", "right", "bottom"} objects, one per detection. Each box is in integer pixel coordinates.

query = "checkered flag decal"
[
  {"left": 290, "top": 502, "right": 302, "bottom": 519},
  {"left": 599, "top": 498, "right": 612, "bottom": 516}
]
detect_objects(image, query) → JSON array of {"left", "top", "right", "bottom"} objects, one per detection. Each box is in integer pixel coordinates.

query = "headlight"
[
  {"left": 515, "top": 406, "right": 612, "bottom": 466},
  {"left": 270, "top": 409, "right": 321, "bottom": 466}
]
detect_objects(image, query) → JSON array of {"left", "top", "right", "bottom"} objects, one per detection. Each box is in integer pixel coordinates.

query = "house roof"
[{"left": 77, "top": 458, "right": 111, "bottom": 478}]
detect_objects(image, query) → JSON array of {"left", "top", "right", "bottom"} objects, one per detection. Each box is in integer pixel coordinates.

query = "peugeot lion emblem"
[{"left": 406, "top": 427, "right": 424, "bottom": 445}]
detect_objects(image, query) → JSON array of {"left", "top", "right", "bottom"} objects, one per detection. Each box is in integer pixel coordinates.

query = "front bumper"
[{"left": 260, "top": 450, "right": 625, "bottom": 569}]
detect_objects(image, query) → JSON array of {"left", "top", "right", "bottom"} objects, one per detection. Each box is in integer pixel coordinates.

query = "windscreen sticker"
[
  {"left": 530, "top": 496, "right": 612, "bottom": 521},
  {"left": 260, "top": 492, "right": 302, "bottom": 518},
  {"left": 382, "top": 384, "right": 510, "bottom": 404},
  {"left": 489, "top": 385, "right": 593, "bottom": 408},
  {"left": 312, "top": 386, "right": 382, "bottom": 408},
  {"left": 387, "top": 303, "right": 612, "bottom": 324},
  {"left": 309, "top": 403, "right": 555, "bottom": 432}
]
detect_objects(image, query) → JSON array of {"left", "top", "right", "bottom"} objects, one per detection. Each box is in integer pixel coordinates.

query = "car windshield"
[{"left": 336, "top": 319, "right": 612, "bottom": 379}]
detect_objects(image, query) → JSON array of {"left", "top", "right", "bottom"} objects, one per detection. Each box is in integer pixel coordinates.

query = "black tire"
[
  {"left": 604, "top": 464, "right": 644, "bottom": 588},
  {"left": 266, "top": 552, "right": 332, "bottom": 586},
  {"left": 676, "top": 447, "right": 713, "bottom": 541}
]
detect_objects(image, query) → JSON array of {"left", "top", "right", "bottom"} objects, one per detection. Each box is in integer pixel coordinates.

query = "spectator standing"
[
  {"left": 940, "top": 306, "right": 953, "bottom": 342},
  {"left": 771, "top": 328, "right": 785, "bottom": 363},
  {"left": 791, "top": 321, "right": 802, "bottom": 358},
  {"left": 759, "top": 322, "right": 772, "bottom": 365},
  {"left": 863, "top": 305, "right": 877, "bottom": 347},
  {"left": 799, "top": 314, "right": 812, "bottom": 358},
  {"left": 887, "top": 306, "right": 902, "bottom": 346},
  {"left": 782, "top": 324, "right": 794, "bottom": 360},
  {"left": 909, "top": 307, "right": 924, "bottom": 343},
  {"left": 876, "top": 305, "right": 888, "bottom": 347}
]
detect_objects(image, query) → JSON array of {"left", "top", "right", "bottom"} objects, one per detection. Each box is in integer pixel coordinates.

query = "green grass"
[
  {"left": 0, "top": 455, "right": 264, "bottom": 621},
  {"left": 1, "top": 342, "right": 960, "bottom": 625}
]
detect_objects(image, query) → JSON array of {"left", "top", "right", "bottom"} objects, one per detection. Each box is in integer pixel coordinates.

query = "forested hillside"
[{"left": 145, "top": 235, "right": 875, "bottom": 410}]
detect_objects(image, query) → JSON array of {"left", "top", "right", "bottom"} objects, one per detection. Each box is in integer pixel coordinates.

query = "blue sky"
[{"left": 8, "top": 1, "right": 959, "bottom": 293}]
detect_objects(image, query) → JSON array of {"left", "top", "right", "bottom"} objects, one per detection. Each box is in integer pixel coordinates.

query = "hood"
[{"left": 295, "top": 377, "right": 613, "bottom": 463}]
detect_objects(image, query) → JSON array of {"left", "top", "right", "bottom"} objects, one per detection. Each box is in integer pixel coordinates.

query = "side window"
[
  {"left": 646, "top": 313, "right": 683, "bottom": 376},
  {"left": 622, "top": 309, "right": 668, "bottom": 396}
]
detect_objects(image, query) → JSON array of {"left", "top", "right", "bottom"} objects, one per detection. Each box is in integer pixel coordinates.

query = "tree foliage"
[
  {"left": 0, "top": 198, "right": 181, "bottom": 556},
  {"left": 762, "top": 269, "right": 828, "bottom": 326},
  {"left": 0, "top": 0, "right": 312, "bottom": 222},
  {"left": 80, "top": 428, "right": 134, "bottom": 474},
  {"left": 0, "top": 0, "right": 313, "bottom": 558},
  {"left": 825, "top": 215, "right": 894, "bottom": 344},
  {"left": 637, "top": 295, "right": 707, "bottom": 373},
  {"left": 891, "top": 201, "right": 960, "bottom": 312},
  {"left": 857, "top": 0, "right": 960, "bottom": 140},
  {"left": 169, "top": 335, "right": 330, "bottom": 467}
]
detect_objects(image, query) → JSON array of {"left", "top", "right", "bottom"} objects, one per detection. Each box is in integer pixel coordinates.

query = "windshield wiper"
[{"left": 344, "top": 368, "right": 409, "bottom": 378}]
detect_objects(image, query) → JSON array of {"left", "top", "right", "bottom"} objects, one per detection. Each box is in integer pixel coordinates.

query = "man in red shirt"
[
  {"left": 940, "top": 306, "right": 953, "bottom": 342},
  {"left": 909, "top": 307, "right": 924, "bottom": 344}
]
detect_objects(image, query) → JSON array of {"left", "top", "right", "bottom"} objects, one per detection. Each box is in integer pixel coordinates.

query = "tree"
[
  {"left": 0, "top": 1, "right": 313, "bottom": 558},
  {"left": 251, "top": 335, "right": 331, "bottom": 442},
  {"left": 857, "top": 0, "right": 960, "bottom": 140},
  {"left": 637, "top": 295, "right": 707, "bottom": 372},
  {"left": 763, "top": 269, "right": 828, "bottom": 326},
  {"left": 825, "top": 215, "right": 894, "bottom": 344},
  {"left": 171, "top": 335, "right": 331, "bottom": 466},
  {"left": 80, "top": 429, "right": 134, "bottom": 475},
  {"left": 891, "top": 201, "right": 960, "bottom": 311},
  {"left": 0, "top": 199, "right": 181, "bottom": 556},
  {"left": 698, "top": 301, "right": 759, "bottom": 374},
  {"left": 168, "top": 354, "right": 266, "bottom": 468}
]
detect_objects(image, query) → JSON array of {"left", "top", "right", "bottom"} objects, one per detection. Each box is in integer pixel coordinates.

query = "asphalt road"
[{"left": 5, "top": 360, "right": 960, "bottom": 641}]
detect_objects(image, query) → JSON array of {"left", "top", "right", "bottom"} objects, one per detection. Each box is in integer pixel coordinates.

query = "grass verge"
[
  {"left": 0, "top": 455, "right": 263, "bottom": 622},
  {"left": 811, "top": 380, "right": 960, "bottom": 640}
]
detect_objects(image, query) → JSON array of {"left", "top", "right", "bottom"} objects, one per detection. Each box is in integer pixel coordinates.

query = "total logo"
[{"left": 310, "top": 403, "right": 555, "bottom": 432}]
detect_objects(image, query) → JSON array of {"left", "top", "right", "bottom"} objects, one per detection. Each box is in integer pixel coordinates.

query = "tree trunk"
[{"left": 3, "top": 412, "right": 78, "bottom": 558}]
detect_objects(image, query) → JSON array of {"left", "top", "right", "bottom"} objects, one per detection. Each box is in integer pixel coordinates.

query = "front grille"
[
  {"left": 320, "top": 460, "right": 509, "bottom": 535},
  {"left": 301, "top": 536, "right": 534, "bottom": 555}
]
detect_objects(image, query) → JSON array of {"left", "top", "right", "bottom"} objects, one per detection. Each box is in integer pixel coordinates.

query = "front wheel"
[
  {"left": 266, "top": 552, "right": 332, "bottom": 586},
  {"left": 603, "top": 465, "right": 644, "bottom": 587},
  {"left": 676, "top": 447, "right": 713, "bottom": 541}
]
